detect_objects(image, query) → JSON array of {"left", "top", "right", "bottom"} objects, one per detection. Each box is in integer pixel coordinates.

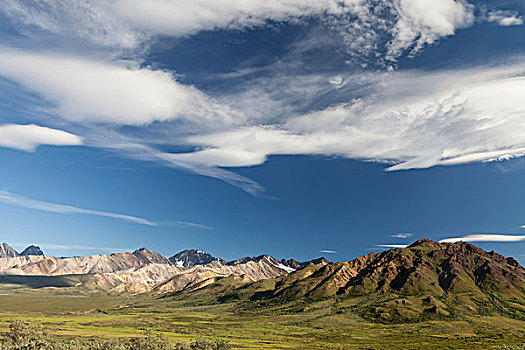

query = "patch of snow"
[
  {"left": 264, "top": 256, "right": 295, "bottom": 273},
  {"left": 276, "top": 262, "right": 296, "bottom": 273},
  {"left": 173, "top": 259, "right": 185, "bottom": 268}
]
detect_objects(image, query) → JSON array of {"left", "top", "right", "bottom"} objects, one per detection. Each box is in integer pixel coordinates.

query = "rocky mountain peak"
[
  {"left": 169, "top": 249, "right": 224, "bottom": 268},
  {"left": 280, "top": 257, "right": 330, "bottom": 270},
  {"left": 407, "top": 238, "right": 442, "bottom": 248},
  {"left": 0, "top": 243, "right": 19, "bottom": 258},
  {"left": 132, "top": 247, "right": 170, "bottom": 264},
  {"left": 227, "top": 254, "right": 274, "bottom": 266},
  {"left": 20, "top": 245, "right": 44, "bottom": 256}
]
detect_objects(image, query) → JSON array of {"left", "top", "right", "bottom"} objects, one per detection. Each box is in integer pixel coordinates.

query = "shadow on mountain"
[{"left": 0, "top": 275, "right": 81, "bottom": 289}]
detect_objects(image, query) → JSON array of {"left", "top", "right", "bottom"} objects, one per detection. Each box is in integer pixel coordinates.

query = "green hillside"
[{"left": 175, "top": 240, "right": 525, "bottom": 323}]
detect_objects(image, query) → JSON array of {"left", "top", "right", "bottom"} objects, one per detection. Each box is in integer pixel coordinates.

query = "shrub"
[
  {"left": 0, "top": 320, "right": 231, "bottom": 350},
  {"left": 1, "top": 320, "right": 55, "bottom": 350}
]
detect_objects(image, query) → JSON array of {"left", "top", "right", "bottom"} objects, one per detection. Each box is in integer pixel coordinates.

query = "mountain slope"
[
  {"left": 0, "top": 245, "right": 329, "bottom": 294},
  {"left": 0, "top": 243, "right": 18, "bottom": 258},
  {"left": 187, "top": 240, "right": 525, "bottom": 322},
  {"left": 20, "top": 245, "right": 44, "bottom": 256}
]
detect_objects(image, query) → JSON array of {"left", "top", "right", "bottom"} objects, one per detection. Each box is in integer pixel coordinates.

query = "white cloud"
[
  {"left": 388, "top": 0, "right": 475, "bottom": 58},
  {"left": 0, "top": 0, "right": 140, "bottom": 49},
  {"left": 164, "top": 62, "right": 525, "bottom": 173},
  {"left": 1, "top": 0, "right": 522, "bottom": 197},
  {"left": 377, "top": 244, "right": 409, "bottom": 248},
  {"left": 112, "top": 0, "right": 476, "bottom": 61},
  {"left": 0, "top": 48, "right": 238, "bottom": 126},
  {"left": 109, "top": 0, "right": 342, "bottom": 37},
  {"left": 439, "top": 234, "right": 525, "bottom": 243},
  {"left": 392, "top": 233, "right": 413, "bottom": 238},
  {"left": 11, "top": 242, "right": 132, "bottom": 254},
  {"left": 487, "top": 10, "right": 523, "bottom": 27},
  {"left": 320, "top": 250, "right": 337, "bottom": 254},
  {"left": 0, "top": 124, "right": 82, "bottom": 151},
  {"left": 0, "top": 0, "right": 476, "bottom": 61},
  {"left": 0, "top": 190, "right": 156, "bottom": 226}
]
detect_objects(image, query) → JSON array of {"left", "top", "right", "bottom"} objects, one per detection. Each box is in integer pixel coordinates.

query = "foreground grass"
[{"left": 0, "top": 293, "right": 523, "bottom": 349}]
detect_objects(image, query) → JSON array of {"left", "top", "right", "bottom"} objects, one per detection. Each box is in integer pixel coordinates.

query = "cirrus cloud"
[
  {"left": 486, "top": 10, "right": 523, "bottom": 27},
  {"left": 0, "top": 0, "right": 476, "bottom": 62},
  {"left": 0, "top": 190, "right": 156, "bottom": 226},
  {"left": 163, "top": 62, "right": 525, "bottom": 175},
  {"left": 439, "top": 234, "right": 525, "bottom": 243}
]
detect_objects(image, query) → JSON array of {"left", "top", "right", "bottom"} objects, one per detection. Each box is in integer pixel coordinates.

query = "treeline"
[{"left": 0, "top": 320, "right": 231, "bottom": 350}]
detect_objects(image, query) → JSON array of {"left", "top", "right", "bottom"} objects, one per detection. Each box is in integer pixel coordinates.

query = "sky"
[{"left": 0, "top": 0, "right": 525, "bottom": 263}]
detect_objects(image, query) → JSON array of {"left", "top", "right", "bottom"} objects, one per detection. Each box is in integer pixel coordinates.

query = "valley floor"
[{"left": 0, "top": 292, "right": 523, "bottom": 350}]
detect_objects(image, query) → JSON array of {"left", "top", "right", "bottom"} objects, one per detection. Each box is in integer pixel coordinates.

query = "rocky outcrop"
[{"left": 0, "top": 243, "right": 19, "bottom": 258}]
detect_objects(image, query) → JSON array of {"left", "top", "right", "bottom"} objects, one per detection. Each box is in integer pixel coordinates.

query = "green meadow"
[{"left": 0, "top": 291, "right": 523, "bottom": 350}]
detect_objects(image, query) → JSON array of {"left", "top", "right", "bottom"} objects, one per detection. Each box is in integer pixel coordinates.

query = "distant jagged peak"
[
  {"left": 227, "top": 254, "right": 274, "bottom": 266},
  {"left": 169, "top": 249, "right": 224, "bottom": 268},
  {"left": 131, "top": 247, "right": 170, "bottom": 264},
  {"left": 311, "top": 257, "right": 330, "bottom": 265},
  {"left": 407, "top": 238, "right": 442, "bottom": 248},
  {"left": 0, "top": 243, "right": 19, "bottom": 258},
  {"left": 20, "top": 245, "right": 44, "bottom": 256},
  {"left": 280, "top": 258, "right": 302, "bottom": 269},
  {"left": 280, "top": 257, "right": 330, "bottom": 270}
]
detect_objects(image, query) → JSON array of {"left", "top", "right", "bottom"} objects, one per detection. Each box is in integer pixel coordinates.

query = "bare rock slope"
[{"left": 0, "top": 244, "right": 328, "bottom": 293}]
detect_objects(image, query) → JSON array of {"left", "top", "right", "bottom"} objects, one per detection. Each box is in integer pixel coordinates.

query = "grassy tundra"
[{"left": 0, "top": 293, "right": 523, "bottom": 350}]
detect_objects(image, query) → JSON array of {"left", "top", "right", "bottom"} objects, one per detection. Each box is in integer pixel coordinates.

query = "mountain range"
[
  {"left": 0, "top": 243, "right": 44, "bottom": 258},
  {"left": 200, "top": 239, "right": 524, "bottom": 322},
  {"left": 0, "top": 243, "right": 328, "bottom": 294},
  {"left": 0, "top": 239, "right": 523, "bottom": 322}
]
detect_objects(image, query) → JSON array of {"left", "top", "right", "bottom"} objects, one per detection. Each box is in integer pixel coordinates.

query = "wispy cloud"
[
  {"left": 377, "top": 244, "right": 409, "bottom": 249},
  {"left": 0, "top": 0, "right": 522, "bottom": 198},
  {"left": 391, "top": 233, "right": 412, "bottom": 239},
  {"left": 11, "top": 242, "right": 132, "bottom": 254},
  {"left": 320, "top": 250, "right": 337, "bottom": 254},
  {"left": 169, "top": 63, "right": 525, "bottom": 175},
  {"left": 0, "top": 190, "right": 156, "bottom": 226},
  {"left": 439, "top": 234, "right": 525, "bottom": 243},
  {"left": 486, "top": 10, "right": 523, "bottom": 27},
  {"left": 158, "top": 221, "right": 214, "bottom": 230},
  {"left": 0, "top": 0, "right": 475, "bottom": 61}
]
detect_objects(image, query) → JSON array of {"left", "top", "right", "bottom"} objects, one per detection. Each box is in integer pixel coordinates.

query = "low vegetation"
[
  {"left": 0, "top": 293, "right": 523, "bottom": 349},
  {"left": 0, "top": 320, "right": 230, "bottom": 350}
]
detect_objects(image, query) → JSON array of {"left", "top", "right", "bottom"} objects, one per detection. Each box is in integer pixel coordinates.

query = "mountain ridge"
[
  {"left": 0, "top": 242, "right": 329, "bottom": 294},
  {"left": 187, "top": 239, "right": 524, "bottom": 322},
  {"left": 0, "top": 238, "right": 523, "bottom": 323}
]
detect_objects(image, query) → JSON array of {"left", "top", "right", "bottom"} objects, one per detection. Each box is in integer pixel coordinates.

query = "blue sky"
[{"left": 0, "top": 0, "right": 525, "bottom": 262}]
